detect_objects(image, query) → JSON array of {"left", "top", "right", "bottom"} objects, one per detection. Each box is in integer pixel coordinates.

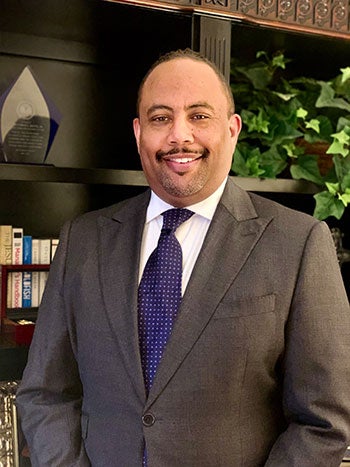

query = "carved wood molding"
[{"left": 105, "top": 0, "right": 350, "bottom": 39}]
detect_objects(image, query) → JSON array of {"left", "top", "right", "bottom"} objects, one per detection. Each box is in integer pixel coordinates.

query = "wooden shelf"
[
  {"left": 0, "top": 164, "right": 320, "bottom": 194},
  {"left": 0, "top": 164, "right": 148, "bottom": 186}
]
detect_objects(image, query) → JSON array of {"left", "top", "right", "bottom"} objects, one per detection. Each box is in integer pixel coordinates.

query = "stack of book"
[{"left": 0, "top": 225, "right": 59, "bottom": 309}]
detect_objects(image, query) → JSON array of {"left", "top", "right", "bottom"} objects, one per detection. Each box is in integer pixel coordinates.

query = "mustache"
[{"left": 156, "top": 147, "right": 209, "bottom": 161}]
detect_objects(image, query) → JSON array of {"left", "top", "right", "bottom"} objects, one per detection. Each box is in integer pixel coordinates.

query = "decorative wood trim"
[{"left": 104, "top": 0, "right": 350, "bottom": 39}]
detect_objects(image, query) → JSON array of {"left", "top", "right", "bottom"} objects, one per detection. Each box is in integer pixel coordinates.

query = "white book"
[
  {"left": 38, "top": 270, "right": 49, "bottom": 305},
  {"left": 32, "top": 239, "right": 40, "bottom": 264},
  {"left": 39, "top": 239, "right": 51, "bottom": 265},
  {"left": 12, "top": 227, "right": 23, "bottom": 265},
  {"left": 51, "top": 239, "right": 59, "bottom": 261},
  {"left": 31, "top": 270, "right": 40, "bottom": 308},
  {"left": 31, "top": 238, "right": 40, "bottom": 307},
  {"left": 11, "top": 271, "right": 22, "bottom": 308},
  {"left": 11, "top": 227, "right": 23, "bottom": 308}
]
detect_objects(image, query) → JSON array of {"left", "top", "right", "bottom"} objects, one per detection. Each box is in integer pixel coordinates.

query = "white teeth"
[{"left": 172, "top": 158, "right": 194, "bottom": 163}]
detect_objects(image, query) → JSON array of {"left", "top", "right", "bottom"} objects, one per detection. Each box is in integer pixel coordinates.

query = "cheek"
[
  {"left": 139, "top": 128, "right": 166, "bottom": 156},
  {"left": 138, "top": 136, "right": 158, "bottom": 168}
]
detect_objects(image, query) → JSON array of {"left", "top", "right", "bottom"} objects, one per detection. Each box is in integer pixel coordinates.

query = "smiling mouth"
[{"left": 166, "top": 155, "right": 203, "bottom": 164}]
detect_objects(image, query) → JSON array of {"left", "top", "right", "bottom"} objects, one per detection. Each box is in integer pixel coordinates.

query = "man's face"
[{"left": 133, "top": 58, "right": 242, "bottom": 207}]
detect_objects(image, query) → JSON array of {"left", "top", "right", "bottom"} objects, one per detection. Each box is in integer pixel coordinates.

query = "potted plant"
[{"left": 230, "top": 51, "right": 350, "bottom": 221}]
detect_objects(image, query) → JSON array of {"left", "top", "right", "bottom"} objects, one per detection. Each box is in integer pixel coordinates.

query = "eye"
[
  {"left": 191, "top": 113, "right": 210, "bottom": 122},
  {"left": 150, "top": 115, "right": 171, "bottom": 123}
]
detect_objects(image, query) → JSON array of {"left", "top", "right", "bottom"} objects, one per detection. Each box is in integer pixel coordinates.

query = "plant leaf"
[
  {"left": 231, "top": 146, "right": 265, "bottom": 177},
  {"left": 296, "top": 107, "right": 308, "bottom": 119},
  {"left": 290, "top": 154, "right": 323, "bottom": 184},
  {"left": 326, "top": 130, "right": 350, "bottom": 157},
  {"left": 316, "top": 82, "right": 350, "bottom": 111},
  {"left": 305, "top": 119, "right": 320, "bottom": 133},
  {"left": 327, "top": 140, "right": 348, "bottom": 157},
  {"left": 259, "top": 145, "right": 287, "bottom": 177},
  {"left": 340, "top": 67, "right": 350, "bottom": 84},
  {"left": 241, "top": 109, "right": 270, "bottom": 134},
  {"left": 338, "top": 189, "right": 350, "bottom": 206},
  {"left": 325, "top": 181, "right": 340, "bottom": 195},
  {"left": 236, "top": 65, "right": 272, "bottom": 90},
  {"left": 271, "top": 53, "right": 287, "bottom": 69},
  {"left": 333, "top": 154, "right": 350, "bottom": 190},
  {"left": 313, "top": 191, "right": 345, "bottom": 220}
]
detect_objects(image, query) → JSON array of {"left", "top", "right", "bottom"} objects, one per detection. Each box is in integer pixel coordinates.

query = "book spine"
[
  {"left": 11, "top": 228, "right": 23, "bottom": 308},
  {"left": 0, "top": 225, "right": 13, "bottom": 265},
  {"left": 31, "top": 271, "right": 39, "bottom": 308},
  {"left": 22, "top": 270, "right": 32, "bottom": 308},
  {"left": 38, "top": 270, "right": 49, "bottom": 305},
  {"left": 51, "top": 238, "right": 59, "bottom": 261},
  {"left": 11, "top": 272, "right": 22, "bottom": 308},
  {"left": 31, "top": 239, "right": 40, "bottom": 307},
  {"left": 23, "top": 235, "right": 32, "bottom": 265},
  {"left": 32, "top": 239, "right": 39, "bottom": 264},
  {"left": 39, "top": 239, "right": 51, "bottom": 265},
  {"left": 0, "top": 225, "right": 12, "bottom": 319},
  {"left": 12, "top": 228, "right": 23, "bottom": 266},
  {"left": 22, "top": 235, "right": 33, "bottom": 308}
]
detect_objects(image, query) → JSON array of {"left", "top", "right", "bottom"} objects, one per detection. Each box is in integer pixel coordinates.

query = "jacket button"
[{"left": 142, "top": 413, "right": 155, "bottom": 426}]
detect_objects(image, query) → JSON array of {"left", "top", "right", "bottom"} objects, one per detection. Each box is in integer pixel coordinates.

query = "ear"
[
  {"left": 229, "top": 113, "right": 242, "bottom": 141},
  {"left": 133, "top": 117, "right": 141, "bottom": 151}
]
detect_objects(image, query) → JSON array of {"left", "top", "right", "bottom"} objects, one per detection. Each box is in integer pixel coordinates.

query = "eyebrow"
[
  {"left": 147, "top": 104, "right": 172, "bottom": 117},
  {"left": 146, "top": 102, "right": 214, "bottom": 117}
]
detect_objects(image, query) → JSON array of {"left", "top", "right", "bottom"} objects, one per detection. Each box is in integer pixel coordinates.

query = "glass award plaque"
[{"left": 0, "top": 66, "right": 61, "bottom": 164}]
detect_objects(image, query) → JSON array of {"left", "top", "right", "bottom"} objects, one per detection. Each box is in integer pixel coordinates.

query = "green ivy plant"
[{"left": 230, "top": 51, "right": 350, "bottom": 221}]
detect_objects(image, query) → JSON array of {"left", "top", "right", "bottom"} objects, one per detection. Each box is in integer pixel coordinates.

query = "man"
[{"left": 16, "top": 48, "right": 350, "bottom": 466}]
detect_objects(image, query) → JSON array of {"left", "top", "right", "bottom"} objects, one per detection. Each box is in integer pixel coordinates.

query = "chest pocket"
[{"left": 215, "top": 293, "right": 276, "bottom": 319}]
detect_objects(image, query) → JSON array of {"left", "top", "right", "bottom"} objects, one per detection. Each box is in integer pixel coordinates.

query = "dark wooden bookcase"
[{"left": 0, "top": 0, "right": 349, "bottom": 383}]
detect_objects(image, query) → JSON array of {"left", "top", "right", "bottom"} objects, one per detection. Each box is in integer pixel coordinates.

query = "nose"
[{"left": 167, "top": 116, "right": 194, "bottom": 145}]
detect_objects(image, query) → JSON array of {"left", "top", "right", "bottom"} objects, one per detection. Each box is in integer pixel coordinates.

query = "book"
[
  {"left": 12, "top": 228, "right": 23, "bottom": 265},
  {"left": 11, "top": 227, "right": 23, "bottom": 308},
  {"left": 22, "top": 235, "right": 33, "bottom": 308},
  {"left": 32, "top": 239, "right": 40, "bottom": 264},
  {"left": 11, "top": 271, "right": 22, "bottom": 308},
  {"left": 51, "top": 238, "right": 59, "bottom": 261},
  {"left": 22, "top": 270, "right": 32, "bottom": 308},
  {"left": 31, "top": 270, "right": 40, "bottom": 308},
  {"left": 0, "top": 225, "right": 13, "bottom": 265},
  {"left": 23, "top": 235, "right": 32, "bottom": 264},
  {"left": 39, "top": 238, "right": 51, "bottom": 265},
  {"left": 38, "top": 239, "right": 51, "bottom": 305},
  {"left": 38, "top": 270, "right": 49, "bottom": 305},
  {"left": 0, "top": 225, "right": 12, "bottom": 318},
  {"left": 31, "top": 239, "right": 40, "bottom": 307}
]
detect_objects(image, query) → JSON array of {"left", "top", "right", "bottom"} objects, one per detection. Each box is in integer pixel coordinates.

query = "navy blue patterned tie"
[{"left": 138, "top": 208, "right": 194, "bottom": 394}]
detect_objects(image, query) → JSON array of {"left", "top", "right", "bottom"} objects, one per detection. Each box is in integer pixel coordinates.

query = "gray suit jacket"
[{"left": 16, "top": 178, "right": 350, "bottom": 466}]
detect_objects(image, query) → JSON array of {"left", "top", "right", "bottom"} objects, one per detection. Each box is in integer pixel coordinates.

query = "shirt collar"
[{"left": 146, "top": 177, "right": 228, "bottom": 224}]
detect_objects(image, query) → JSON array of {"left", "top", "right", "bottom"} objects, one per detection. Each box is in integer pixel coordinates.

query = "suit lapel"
[
  {"left": 146, "top": 179, "right": 273, "bottom": 408},
  {"left": 98, "top": 191, "right": 150, "bottom": 403}
]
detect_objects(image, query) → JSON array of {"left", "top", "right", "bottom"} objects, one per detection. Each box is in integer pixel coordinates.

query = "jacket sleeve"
[
  {"left": 15, "top": 221, "right": 91, "bottom": 467},
  {"left": 265, "top": 221, "right": 350, "bottom": 466}
]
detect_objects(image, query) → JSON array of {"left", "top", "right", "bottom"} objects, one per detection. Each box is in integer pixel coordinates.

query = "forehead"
[{"left": 140, "top": 58, "right": 228, "bottom": 111}]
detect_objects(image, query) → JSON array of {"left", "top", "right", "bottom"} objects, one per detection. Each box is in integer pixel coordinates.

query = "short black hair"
[{"left": 136, "top": 48, "right": 235, "bottom": 117}]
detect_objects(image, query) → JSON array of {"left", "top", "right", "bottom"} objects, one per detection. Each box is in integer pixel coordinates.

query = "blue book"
[
  {"left": 23, "top": 235, "right": 32, "bottom": 264},
  {"left": 22, "top": 270, "right": 32, "bottom": 308},
  {"left": 22, "top": 236, "right": 32, "bottom": 307}
]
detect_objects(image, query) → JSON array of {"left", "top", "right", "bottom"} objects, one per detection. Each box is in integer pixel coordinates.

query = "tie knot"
[{"left": 161, "top": 208, "right": 194, "bottom": 233}]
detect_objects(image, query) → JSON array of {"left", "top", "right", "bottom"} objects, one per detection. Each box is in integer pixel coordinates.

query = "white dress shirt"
[{"left": 138, "top": 177, "right": 227, "bottom": 294}]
